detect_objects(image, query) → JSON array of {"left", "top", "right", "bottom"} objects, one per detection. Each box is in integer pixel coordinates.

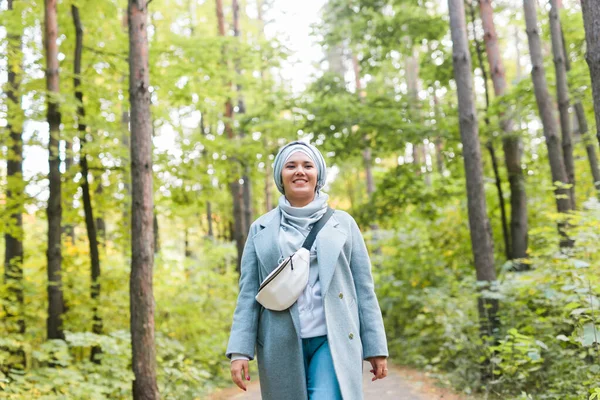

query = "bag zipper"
[{"left": 258, "top": 255, "right": 294, "bottom": 292}]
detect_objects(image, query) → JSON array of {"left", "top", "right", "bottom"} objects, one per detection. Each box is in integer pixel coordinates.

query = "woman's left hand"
[{"left": 366, "top": 356, "right": 388, "bottom": 381}]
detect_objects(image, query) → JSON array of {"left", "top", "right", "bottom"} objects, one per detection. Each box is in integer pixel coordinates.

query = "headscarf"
[{"left": 272, "top": 141, "right": 327, "bottom": 195}]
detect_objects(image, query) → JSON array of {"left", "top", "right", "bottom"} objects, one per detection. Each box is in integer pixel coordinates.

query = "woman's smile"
[{"left": 282, "top": 152, "right": 318, "bottom": 206}]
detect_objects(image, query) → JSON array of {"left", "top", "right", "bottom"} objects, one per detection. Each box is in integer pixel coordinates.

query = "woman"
[{"left": 226, "top": 141, "right": 388, "bottom": 400}]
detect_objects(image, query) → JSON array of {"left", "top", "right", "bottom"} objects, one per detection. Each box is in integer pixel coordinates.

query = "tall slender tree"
[
  {"left": 257, "top": 0, "right": 274, "bottom": 213},
  {"left": 580, "top": 0, "right": 600, "bottom": 149},
  {"left": 44, "top": 0, "right": 65, "bottom": 341},
  {"left": 469, "top": 1, "right": 511, "bottom": 261},
  {"left": 71, "top": 4, "right": 103, "bottom": 362},
  {"left": 523, "top": 0, "right": 573, "bottom": 249},
  {"left": 549, "top": 0, "right": 575, "bottom": 207},
  {"left": 4, "top": 0, "right": 26, "bottom": 369},
  {"left": 479, "top": 0, "right": 528, "bottom": 266},
  {"left": 216, "top": 0, "right": 245, "bottom": 272},
  {"left": 128, "top": 0, "right": 159, "bottom": 397},
  {"left": 448, "top": 0, "right": 498, "bottom": 345},
  {"left": 561, "top": 27, "right": 600, "bottom": 196},
  {"left": 233, "top": 0, "right": 253, "bottom": 235}
]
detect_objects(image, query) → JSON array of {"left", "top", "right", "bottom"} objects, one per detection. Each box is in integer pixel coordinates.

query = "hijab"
[{"left": 273, "top": 141, "right": 329, "bottom": 286}]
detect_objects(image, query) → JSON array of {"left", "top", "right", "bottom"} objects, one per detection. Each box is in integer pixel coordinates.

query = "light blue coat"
[{"left": 226, "top": 207, "right": 388, "bottom": 400}]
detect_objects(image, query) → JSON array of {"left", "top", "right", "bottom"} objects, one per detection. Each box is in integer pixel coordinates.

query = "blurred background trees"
[{"left": 0, "top": 0, "right": 599, "bottom": 398}]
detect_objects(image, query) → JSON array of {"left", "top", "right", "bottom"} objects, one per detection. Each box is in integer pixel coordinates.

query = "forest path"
[{"left": 208, "top": 361, "right": 469, "bottom": 400}]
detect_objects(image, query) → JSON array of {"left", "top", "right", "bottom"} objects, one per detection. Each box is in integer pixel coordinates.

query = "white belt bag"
[{"left": 255, "top": 208, "right": 335, "bottom": 311}]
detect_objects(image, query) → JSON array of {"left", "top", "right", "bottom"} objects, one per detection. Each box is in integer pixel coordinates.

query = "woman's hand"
[
  {"left": 366, "top": 356, "right": 388, "bottom": 381},
  {"left": 230, "top": 359, "right": 251, "bottom": 391}
]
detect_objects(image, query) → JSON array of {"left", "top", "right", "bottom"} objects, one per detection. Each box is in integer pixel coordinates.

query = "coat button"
[
  {"left": 339, "top": 292, "right": 344, "bottom": 299},
  {"left": 349, "top": 333, "right": 354, "bottom": 340}
]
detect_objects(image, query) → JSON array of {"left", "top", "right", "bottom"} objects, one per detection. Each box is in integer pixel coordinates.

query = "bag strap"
[{"left": 302, "top": 207, "right": 335, "bottom": 251}]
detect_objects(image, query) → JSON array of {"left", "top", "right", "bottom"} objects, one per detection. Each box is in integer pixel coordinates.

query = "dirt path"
[{"left": 208, "top": 362, "right": 468, "bottom": 400}]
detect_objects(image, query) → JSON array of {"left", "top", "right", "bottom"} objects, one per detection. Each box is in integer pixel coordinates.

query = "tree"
[
  {"left": 549, "top": 0, "right": 575, "bottom": 207},
  {"left": 44, "top": 0, "right": 65, "bottom": 341},
  {"left": 580, "top": 0, "right": 600, "bottom": 150},
  {"left": 478, "top": 0, "right": 528, "bottom": 266},
  {"left": 128, "top": 0, "right": 159, "bottom": 397},
  {"left": 71, "top": 4, "right": 103, "bottom": 362},
  {"left": 4, "top": 0, "right": 26, "bottom": 369},
  {"left": 447, "top": 0, "right": 498, "bottom": 346},
  {"left": 216, "top": 0, "right": 245, "bottom": 272},
  {"left": 522, "top": 0, "right": 572, "bottom": 248},
  {"left": 469, "top": 1, "right": 511, "bottom": 261},
  {"left": 232, "top": 0, "right": 253, "bottom": 235}
]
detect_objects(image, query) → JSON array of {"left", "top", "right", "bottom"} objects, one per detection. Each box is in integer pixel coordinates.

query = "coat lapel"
[
  {"left": 253, "top": 208, "right": 281, "bottom": 278},
  {"left": 317, "top": 214, "right": 347, "bottom": 296}
]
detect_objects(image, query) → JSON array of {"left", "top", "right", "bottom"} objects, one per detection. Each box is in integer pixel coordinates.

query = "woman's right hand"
[{"left": 230, "top": 359, "right": 251, "bottom": 391}]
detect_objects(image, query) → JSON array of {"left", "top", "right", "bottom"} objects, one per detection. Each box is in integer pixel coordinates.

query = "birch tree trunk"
[
  {"left": 44, "top": 0, "right": 65, "bottom": 341},
  {"left": 580, "top": 0, "right": 600, "bottom": 149},
  {"left": 72, "top": 4, "right": 103, "bottom": 363},
  {"left": 523, "top": 0, "right": 573, "bottom": 221},
  {"left": 128, "top": 0, "right": 159, "bottom": 397},
  {"left": 448, "top": 0, "right": 498, "bottom": 348},
  {"left": 4, "top": 0, "right": 26, "bottom": 369},
  {"left": 479, "top": 0, "right": 528, "bottom": 265},
  {"left": 549, "top": 0, "right": 575, "bottom": 207}
]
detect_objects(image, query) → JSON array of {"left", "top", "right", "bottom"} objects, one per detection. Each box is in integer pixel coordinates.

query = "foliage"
[{"left": 370, "top": 199, "right": 600, "bottom": 399}]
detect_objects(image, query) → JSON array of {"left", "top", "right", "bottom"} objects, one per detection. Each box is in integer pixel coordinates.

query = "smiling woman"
[
  {"left": 281, "top": 152, "right": 318, "bottom": 207},
  {"left": 226, "top": 141, "right": 389, "bottom": 400}
]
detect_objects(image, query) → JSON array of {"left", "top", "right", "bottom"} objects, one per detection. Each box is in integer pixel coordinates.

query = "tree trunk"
[
  {"left": 127, "top": 0, "right": 159, "bottom": 398},
  {"left": 265, "top": 145, "right": 273, "bottom": 212},
  {"left": 574, "top": 103, "right": 600, "bottom": 196},
  {"left": 44, "top": 0, "right": 65, "bottom": 341},
  {"left": 153, "top": 210, "right": 160, "bottom": 254},
  {"left": 122, "top": 108, "right": 131, "bottom": 233},
  {"left": 448, "top": 0, "right": 498, "bottom": 351},
  {"left": 230, "top": 181, "right": 245, "bottom": 273},
  {"left": 72, "top": 5, "right": 103, "bottom": 363},
  {"left": 4, "top": 0, "right": 26, "bottom": 370},
  {"left": 95, "top": 180, "right": 106, "bottom": 246},
  {"left": 523, "top": 0, "right": 573, "bottom": 249},
  {"left": 580, "top": 0, "right": 600, "bottom": 149},
  {"left": 64, "top": 137, "right": 75, "bottom": 245},
  {"left": 184, "top": 227, "right": 192, "bottom": 258},
  {"left": 432, "top": 90, "right": 445, "bottom": 173},
  {"left": 243, "top": 171, "right": 253, "bottom": 233},
  {"left": 470, "top": 1, "right": 511, "bottom": 261},
  {"left": 233, "top": 0, "right": 252, "bottom": 237},
  {"left": 479, "top": 0, "right": 529, "bottom": 264},
  {"left": 351, "top": 55, "right": 376, "bottom": 197},
  {"left": 549, "top": 0, "right": 575, "bottom": 207},
  {"left": 216, "top": 0, "right": 245, "bottom": 271},
  {"left": 206, "top": 201, "right": 214, "bottom": 238},
  {"left": 560, "top": 14, "right": 600, "bottom": 198}
]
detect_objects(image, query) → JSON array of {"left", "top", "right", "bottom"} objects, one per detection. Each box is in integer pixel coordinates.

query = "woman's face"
[{"left": 281, "top": 151, "right": 318, "bottom": 206}]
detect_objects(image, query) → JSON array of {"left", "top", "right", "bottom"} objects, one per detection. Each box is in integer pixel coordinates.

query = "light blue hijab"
[{"left": 273, "top": 141, "right": 329, "bottom": 286}]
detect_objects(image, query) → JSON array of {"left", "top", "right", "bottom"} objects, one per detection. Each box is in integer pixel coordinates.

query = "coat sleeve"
[
  {"left": 226, "top": 224, "right": 261, "bottom": 360},
  {"left": 348, "top": 216, "right": 389, "bottom": 359}
]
